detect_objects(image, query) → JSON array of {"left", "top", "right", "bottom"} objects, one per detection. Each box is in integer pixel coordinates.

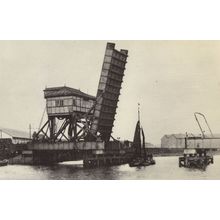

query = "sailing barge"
[{"left": 129, "top": 120, "right": 155, "bottom": 167}]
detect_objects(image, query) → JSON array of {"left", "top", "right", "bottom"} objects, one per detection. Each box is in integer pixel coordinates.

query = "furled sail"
[
  {"left": 141, "top": 128, "right": 147, "bottom": 160},
  {"left": 133, "top": 121, "right": 142, "bottom": 157}
]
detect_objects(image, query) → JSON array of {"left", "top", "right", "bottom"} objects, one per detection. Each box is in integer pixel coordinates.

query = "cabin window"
[
  {"left": 63, "top": 99, "right": 73, "bottom": 106},
  {"left": 72, "top": 99, "right": 76, "bottom": 106},
  {"left": 55, "top": 100, "right": 64, "bottom": 107},
  {"left": 47, "top": 100, "right": 55, "bottom": 107}
]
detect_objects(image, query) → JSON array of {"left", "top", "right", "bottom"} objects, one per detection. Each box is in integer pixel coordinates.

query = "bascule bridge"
[{"left": 26, "top": 43, "right": 129, "bottom": 165}]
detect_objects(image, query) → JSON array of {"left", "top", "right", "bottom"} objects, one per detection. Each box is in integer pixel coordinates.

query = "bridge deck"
[{"left": 28, "top": 141, "right": 105, "bottom": 151}]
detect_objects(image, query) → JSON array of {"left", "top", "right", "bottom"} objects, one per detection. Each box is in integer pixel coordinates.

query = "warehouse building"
[
  {"left": 161, "top": 133, "right": 220, "bottom": 149},
  {"left": 0, "top": 127, "right": 31, "bottom": 144}
]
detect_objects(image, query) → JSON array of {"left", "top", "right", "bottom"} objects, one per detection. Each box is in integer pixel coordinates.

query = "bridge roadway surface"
[{"left": 28, "top": 141, "right": 105, "bottom": 151}]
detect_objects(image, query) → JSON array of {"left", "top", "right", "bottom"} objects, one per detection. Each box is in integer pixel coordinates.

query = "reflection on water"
[{"left": 1, "top": 155, "right": 220, "bottom": 180}]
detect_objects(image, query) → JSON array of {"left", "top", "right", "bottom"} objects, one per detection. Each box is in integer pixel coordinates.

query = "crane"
[{"left": 194, "top": 112, "right": 213, "bottom": 138}]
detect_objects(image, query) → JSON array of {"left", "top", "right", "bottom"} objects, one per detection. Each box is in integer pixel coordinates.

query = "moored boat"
[
  {"left": 129, "top": 156, "right": 155, "bottom": 167},
  {"left": 179, "top": 148, "right": 213, "bottom": 170},
  {"left": 0, "top": 159, "right": 8, "bottom": 167}
]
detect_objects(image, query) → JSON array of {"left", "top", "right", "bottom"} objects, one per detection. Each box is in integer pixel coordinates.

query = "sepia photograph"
[
  {"left": 2, "top": 2, "right": 220, "bottom": 220},
  {"left": 1, "top": 40, "right": 220, "bottom": 179}
]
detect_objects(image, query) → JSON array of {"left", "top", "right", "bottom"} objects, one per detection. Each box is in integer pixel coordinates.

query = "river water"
[{"left": 1, "top": 155, "right": 220, "bottom": 180}]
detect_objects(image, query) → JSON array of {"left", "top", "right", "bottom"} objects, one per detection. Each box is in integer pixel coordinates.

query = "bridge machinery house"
[
  {"left": 45, "top": 86, "right": 96, "bottom": 117},
  {"left": 38, "top": 85, "right": 98, "bottom": 144},
  {"left": 30, "top": 86, "right": 103, "bottom": 163}
]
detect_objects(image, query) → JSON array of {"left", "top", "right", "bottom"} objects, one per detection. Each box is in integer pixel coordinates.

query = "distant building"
[
  {"left": 0, "top": 127, "right": 31, "bottom": 144},
  {"left": 161, "top": 134, "right": 187, "bottom": 148},
  {"left": 145, "top": 142, "right": 156, "bottom": 148},
  {"left": 161, "top": 133, "right": 220, "bottom": 149}
]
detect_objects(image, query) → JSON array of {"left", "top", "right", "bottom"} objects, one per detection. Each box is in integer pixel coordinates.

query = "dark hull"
[
  {"left": 129, "top": 158, "right": 156, "bottom": 167},
  {"left": 0, "top": 159, "right": 8, "bottom": 167},
  {"left": 179, "top": 155, "right": 213, "bottom": 170}
]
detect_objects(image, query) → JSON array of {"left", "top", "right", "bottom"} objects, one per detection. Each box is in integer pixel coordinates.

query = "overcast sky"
[{"left": 0, "top": 41, "right": 220, "bottom": 145}]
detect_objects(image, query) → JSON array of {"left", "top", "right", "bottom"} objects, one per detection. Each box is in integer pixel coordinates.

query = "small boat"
[
  {"left": 179, "top": 149, "right": 213, "bottom": 170},
  {"left": 144, "top": 154, "right": 156, "bottom": 166},
  {"left": 179, "top": 112, "right": 214, "bottom": 170},
  {"left": 0, "top": 159, "right": 8, "bottom": 167},
  {"left": 129, "top": 105, "right": 156, "bottom": 167},
  {"left": 129, "top": 156, "right": 155, "bottom": 167}
]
